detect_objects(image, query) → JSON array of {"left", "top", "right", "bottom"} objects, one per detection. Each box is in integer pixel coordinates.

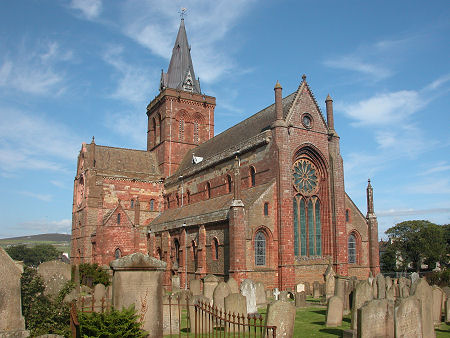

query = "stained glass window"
[
  {"left": 293, "top": 159, "right": 318, "bottom": 195},
  {"left": 264, "top": 202, "right": 269, "bottom": 216},
  {"left": 308, "top": 199, "right": 314, "bottom": 256},
  {"left": 150, "top": 199, "right": 154, "bottom": 211},
  {"left": 115, "top": 248, "right": 121, "bottom": 259},
  {"left": 250, "top": 167, "right": 256, "bottom": 187},
  {"left": 294, "top": 198, "right": 299, "bottom": 256},
  {"left": 300, "top": 198, "right": 306, "bottom": 256},
  {"left": 348, "top": 234, "right": 356, "bottom": 264},
  {"left": 315, "top": 200, "right": 321, "bottom": 255},
  {"left": 255, "top": 231, "right": 266, "bottom": 266}
]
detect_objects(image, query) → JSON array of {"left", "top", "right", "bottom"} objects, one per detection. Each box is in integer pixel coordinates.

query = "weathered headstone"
[
  {"left": 304, "top": 281, "right": 311, "bottom": 296},
  {"left": 358, "top": 299, "right": 394, "bottom": 338},
  {"left": 213, "top": 281, "right": 231, "bottom": 311},
  {"left": 442, "top": 286, "right": 450, "bottom": 298},
  {"left": 172, "top": 275, "right": 180, "bottom": 291},
  {"left": 401, "top": 285, "right": 410, "bottom": 298},
  {"left": 326, "top": 296, "right": 343, "bottom": 327},
  {"left": 372, "top": 278, "right": 378, "bottom": 299},
  {"left": 375, "top": 274, "right": 386, "bottom": 299},
  {"left": 313, "top": 281, "right": 321, "bottom": 298},
  {"left": 110, "top": 253, "right": 166, "bottom": 338},
  {"left": 190, "top": 279, "right": 202, "bottom": 296},
  {"left": 224, "top": 293, "right": 247, "bottom": 333},
  {"left": 410, "top": 278, "right": 435, "bottom": 338},
  {"left": 255, "top": 282, "right": 267, "bottom": 306},
  {"left": 0, "top": 248, "right": 27, "bottom": 336},
  {"left": 410, "top": 272, "right": 419, "bottom": 285},
  {"left": 394, "top": 296, "right": 422, "bottom": 338},
  {"left": 432, "top": 286, "right": 444, "bottom": 326},
  {"left": 351, "top": 281, "right": 373, "bottom": 330},
  {"left": 368, "top": 271, "right": 374, "bottom": 286},
  {"left": 188, "top": 295, "right": 212, "bottom": 334},
  {"left": 37, "top": 260, "right": 71, "bottom": 298},
  {"left": 162, "top": 294, "right": 179, "bottom": 335},
  {"left": 202, "top": 274, "right": 220, "bottom": 301},
  {"left": 279, "top": 291, "right": 289, "bottom": 302},
  {"left": 240, "top": 279, "right": 257, "bottom": 314},
  {"left": 296, "top": 282, "right": 305, "bottom": 293},
  {"left": 226, "top": 277, "right": 239, "bottom": 294},
  {"left": 385, "top": 276, "right": 393, "bottom": 290},
  {"left": 324, "top": 264, "right": 336, "bottom": 300},
  {"left": 264, "top": 300, "right": 296, "bottom": 338},
  {"left": 386, "top": 286, "right": 395, "bottom": 302},
  {"left": 295, "top": 291, "right": 306, "bottom": 308},
  {"left": 93, "top": 283, "right": 106, "bottom": 312},
  {"left": 446, "top": 299, "right": 450, "bottom": 323}
]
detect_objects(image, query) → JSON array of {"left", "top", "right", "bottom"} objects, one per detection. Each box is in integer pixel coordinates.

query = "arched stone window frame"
[
  {"left": 206, "top": 182, "right": 211, "bottom": 199},
  {"left": 174, "top": 238, "right": 180, "bottom": 267},
  {"left": 263, "top": 202, "right": 269, "bottom": 216},
  {"left": 115, "top": 248, "right": 122, "bottom": 259},
  {"left": 346, "top": 209, "right": 351, "bottom": 223},
  {"left": 348, "top": 230, "right": 361, "bottom": 265},
  {"left": 117, "top": 213, "right": 121, "bottom": 224},
  {"left": 211, "top": 237, "right": 219, "bottom": 261},
  {"left": 150, "top": 199, "right": 155, "bottom": 211},
  {"left": 227, "top": 174, "right": 232, "bottom": 193},
  {"left": 253, "top": 226, "right": 273, "bottom": 268},
  {"left": 250, "top": 166, "right": 256, "bottom": 187}
]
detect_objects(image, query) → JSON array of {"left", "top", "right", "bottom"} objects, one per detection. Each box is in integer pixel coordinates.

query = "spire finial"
[
  {"left": 302, "top": 74, "right": 307, "bottom": 81},
  {"left": 91, "top": 136, "right": 95, "bottom": 144},
  {"left": 179, "top": 8, "right": 187, "bottom": 19},
  {"left": 274, "top": 80, "right": 282, "bottom": 89}
]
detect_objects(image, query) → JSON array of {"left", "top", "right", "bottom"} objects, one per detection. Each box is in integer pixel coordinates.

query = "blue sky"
[{"left": 0, "top": 0, "right": 449, "bottom": 238}]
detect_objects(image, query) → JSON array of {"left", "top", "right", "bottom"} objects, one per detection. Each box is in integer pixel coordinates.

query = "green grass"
[
  {"left": 164, "top": 304, "right": 450, "bottom": 337},
  {"left": 0, "top": 240, "right": 70, "bottom": 253}
]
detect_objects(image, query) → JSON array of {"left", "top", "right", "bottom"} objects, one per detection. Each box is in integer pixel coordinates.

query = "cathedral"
[{"left": 71, "top": 19, "right": 380, "bottom": 290}]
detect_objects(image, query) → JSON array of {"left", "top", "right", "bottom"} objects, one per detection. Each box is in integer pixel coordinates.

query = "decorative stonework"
[{"left": 293, "top": 159, "right": 318, "bottom": 195}]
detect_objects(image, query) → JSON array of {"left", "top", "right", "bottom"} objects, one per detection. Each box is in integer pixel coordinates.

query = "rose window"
[{"left": 293, "top": 159, "right": 319, "bottom": 195}]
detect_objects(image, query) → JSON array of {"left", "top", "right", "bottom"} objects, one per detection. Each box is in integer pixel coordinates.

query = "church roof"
[
  {"left": 87, "top": 144, "right": 160, "bottom": 176},
  {"left": 160, "top": 19, "right": 201, "bottom": 94},
  {"left": 150, "top": 181, "right": 274, "bottom": 231},
  {"left": 174, "top": 91, "right": 297, "bottom": 175}
]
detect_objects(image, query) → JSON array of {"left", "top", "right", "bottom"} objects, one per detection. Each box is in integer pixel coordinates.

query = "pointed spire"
[
  {"left": 160, "top": 19, "right": 201, "bottom": 93},
  {"left": 325, "top": 94, "right": 334, "bottom": 131},
  {"left": 367, "top": 179, "right": 374, "bottom": 215}
]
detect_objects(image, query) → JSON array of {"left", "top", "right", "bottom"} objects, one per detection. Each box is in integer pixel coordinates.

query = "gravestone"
[
  {"left": 203, "top": 274, "right": 220, "bottom": 301},
  {"left": 190, "top": 279, "right": 202, "bottom": 296},
  {"left": 385, "top": 276, "right": 393, "bottom": 290},
  {"left": 264, "top": 300, "right": 296, "bottom": 338},
  {"left": 213, "top": 281, "right": 231, "bottom": 311},
  {"left": 226, "top": 277, "right": 239, "bottom": 294},
  {"left": 266, "top": 290, "right": 272, "bottom": 300},
  {"left": 410, "top": 272, "right": 419, "bottom": 285},
  {"left": 0, "top": 247, "right": 27, "bottom": 336},
  {"left": 372, "top": 278, "right": 378, "bottom": 298},
  {"left": 326, "top": 296, "right": 343, "bottom": 327},
  {"left": 295, "top": 291, "right": 306, "bottom": 308},
  {"left": 313, "top": 281, "right": 321, "bottom": 298},
  {"left": 93, "top": 283, "right": 106, "bottom": 312},
  {"left": 37, "top": 260, "right": 71, "bottom": 298},
  {"left": 175, "top": 289, "right": 192, "bottom": 311},
  {"left": 279, "top": 291, "right": 289, "bottom": 302},
  {"left": 375, "top": 274, "right": 386, "bottom": 299},
  {"left": 394, "top": 296, "right": 422, "bottom": 338},
  {"left": 304, "top": 281, "right": 311, "bottom": 296},
  {"left": 188, "top": 295, "right": 212, "bottom": 334},
  {"left": 386, "top": 286, "right": 395, "bottom": 302},
  {"left": 172, "top": 275, "right": 180, "bottom": 291},
  {"left": 351, "top": 281, "right": 373, "bottom": 330},
  {"left": 296, "top": 282, "right": 305, "bottom": 293},
  {"left": 110, "top": 252, "right": 166, "bottom": 338},
  {"left": 358, "top": 299, "right": 394, "bottom": 338},
  {"left": 273, "top": 288, "right": 280, "bottom": 301},
  {"left": 432, "top": 286, "right": 444, "bottom": 326},
  {"left": 410, "top": 278, "right": 435, "bottom": 338},
  {"left": 240, "top": 279, "right": 257, "bottom": 314},
  {"left": 334, "top": 276, "right": 346, "bottom": 300},
  {"left": 368, "top": 271, "right": 374, "bottom": 286},
  {"left": 255, "top": 282, "right": 267, "bottom": 306},
  {"left": 324, "top": 264, "right": 335, "bottom": 300},
  {"left": 162, "top": 294, "right": 179, "bottom": 335},
  {"left": 446, "top": 299, "right": 450, "bottom": 323},
  {"left": 401, "top": 285, "right": 410, "bottom": 298},
  {"left": 442, "top": 286, "right": 450, "bottom": 298},
  {"left": 224, "top": 293, "right": 247, "bottom": 333}
]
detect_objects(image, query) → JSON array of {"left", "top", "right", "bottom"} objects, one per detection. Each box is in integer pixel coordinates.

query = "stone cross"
[{"left": 273, "top": 288, "right": 280, "bottom": 300}]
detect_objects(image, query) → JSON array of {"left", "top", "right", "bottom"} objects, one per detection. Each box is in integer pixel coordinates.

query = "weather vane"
[{"left": 179, "top": 8, "right": 187, "bottom": 19}]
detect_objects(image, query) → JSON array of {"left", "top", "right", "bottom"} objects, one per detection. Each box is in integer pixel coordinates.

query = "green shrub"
[
  {"left": 79, "top": 306, "right": 148, "bottom": 338},
  {"left": 6, "top": 244, "right": 60, "bottom": 266},
  {"left": 426, "top": 269, "right": 450, "bottom": 287},
  {"left": 79, "top": 263, "right": 111, "bottom": 287}
]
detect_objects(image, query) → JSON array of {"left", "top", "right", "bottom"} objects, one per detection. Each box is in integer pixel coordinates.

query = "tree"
[
  {"left": 79, "top": 263, "right": 111, "bottom": 287},
  {"left": 6, "top": 244, "right": 60, "bottom": 266},
  {"left": 380, "top": 243, "right": 397, "bottom": 272},
  {"left": 385, "top": 220, "right": 447, "bottom": 272}
]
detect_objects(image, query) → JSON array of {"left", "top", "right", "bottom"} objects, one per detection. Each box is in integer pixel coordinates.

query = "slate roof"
[
  {"left": 174, "top": 91, "right": 297, "bottom": 175},
  {"left": 150, "top": 181, "right": 274, "bottom": 231},
  {"left": 87, "top": 144, "right": 160, "bottom": 175},
  {"left": 161, "top": 19, "right": 201, "bottom": 94}
]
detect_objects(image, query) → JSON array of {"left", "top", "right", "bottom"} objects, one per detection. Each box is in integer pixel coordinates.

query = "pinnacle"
[{"left": 274, "top": 80, "right": 282, "bottom": 89}]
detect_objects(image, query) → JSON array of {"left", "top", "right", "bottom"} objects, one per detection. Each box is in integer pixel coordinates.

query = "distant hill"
[{"left": 0, "top": 233, "right": 71, "bottom": 242}]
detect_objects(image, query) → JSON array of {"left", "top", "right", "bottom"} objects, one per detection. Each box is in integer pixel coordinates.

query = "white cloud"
[
  {"left": 423, "top": 73, "right": 450, "bottom": 91},
  {"left": 70, "top": 0, "right": 102, "bottom": 20},
  {"left": 324, "top": 56, "right": 391, "bottom": 81},
  {"left": 377, "top": 207, "right": 450, "bottom": 217},
  {"left": 102, "top": 45, "right": 154, "bottom": 104},
  {"left": 0, "top": 107, "right": 80, "bottom": 174},
  {"left": 19, "top": 191, "right": 52, "bottom": 202},
  {"left": 17, "top": 219, "right": 71, "bottom": 234},
  {"left": 419, "top": 162, "right": 450, "bottom": 175},
  {"left": 0, "top": 40, "right": 71, "bottom": 96}
]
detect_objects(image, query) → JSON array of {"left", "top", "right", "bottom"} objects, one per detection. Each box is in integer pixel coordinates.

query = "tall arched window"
[
  {"left": 117, "top": 213, "right": 121, "bottom": 224},
  {"left": 292, "top": 158, "right": 322, "bottom": 257},
  {"left": 187, "top": 190, "right": 191, "bottom": 204},
  {"left": 174, "top": 239, "right": 180, "bottom": 266},
  {"left": 157, "top": 114, "right": 161, "bottom": 143},
  {"left": 115, "top": 248, "right": 121, "bottom": 259},
  {"left": 192, "top": 241, "right": 198, "bottom": 270},
  {"left": 150, "top": 199, "right": 155, "bottom": 211},
  {"left": 250, "top": 166, "right": 256, "bottom": 187},
  {"left": 152, "top": 118, "right": 156, "bottom": 145},
  {"left": 179, "top": 119, "right": 184, "bottom": 141},
  {"left": 194, "top": 121, "right": 199, "bottom": 144},
  {"left": 206, "top": 182, "right": 211, "bottom": 199},
  {"left": 348, "top": 234, "right": 356, "bottom": 264},
  {"left": 227, "top": 175, "right": 232, "bottom": 193},
  {"left": 212, "top": 237, "right": 219, "bottom": 260},
  {"left": 255, "top": 231, "right": 266, "bottom": 266}
]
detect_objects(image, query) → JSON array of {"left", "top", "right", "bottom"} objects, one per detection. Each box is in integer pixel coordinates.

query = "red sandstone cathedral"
[{"left": 71, "top": 19, "right": 380, "bottom": 290}]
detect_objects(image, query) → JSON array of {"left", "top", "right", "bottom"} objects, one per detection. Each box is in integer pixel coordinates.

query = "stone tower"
[
  {"left": 146, "top": 18, "right": 216, "bottom": 177},
  {"left": 366, "top": 179, "right": 380, "bottom": 275}
]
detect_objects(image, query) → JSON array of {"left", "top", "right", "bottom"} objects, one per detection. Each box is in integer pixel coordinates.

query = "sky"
[{"left": 0, "top": 0, "right": 449, "bottom": 239}]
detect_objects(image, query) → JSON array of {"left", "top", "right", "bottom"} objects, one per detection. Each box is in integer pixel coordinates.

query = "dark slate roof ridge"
[
  {"left": 173, "top": 91, "right": 297, "bottom": 176},
  {"left": 88, "top": 144, "right": 150, "bottom": 153}
]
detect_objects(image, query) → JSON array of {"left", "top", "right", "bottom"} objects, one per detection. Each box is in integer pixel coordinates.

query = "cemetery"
[{"left": 1, "top": 247, "right": 450, "bottom": 337}]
